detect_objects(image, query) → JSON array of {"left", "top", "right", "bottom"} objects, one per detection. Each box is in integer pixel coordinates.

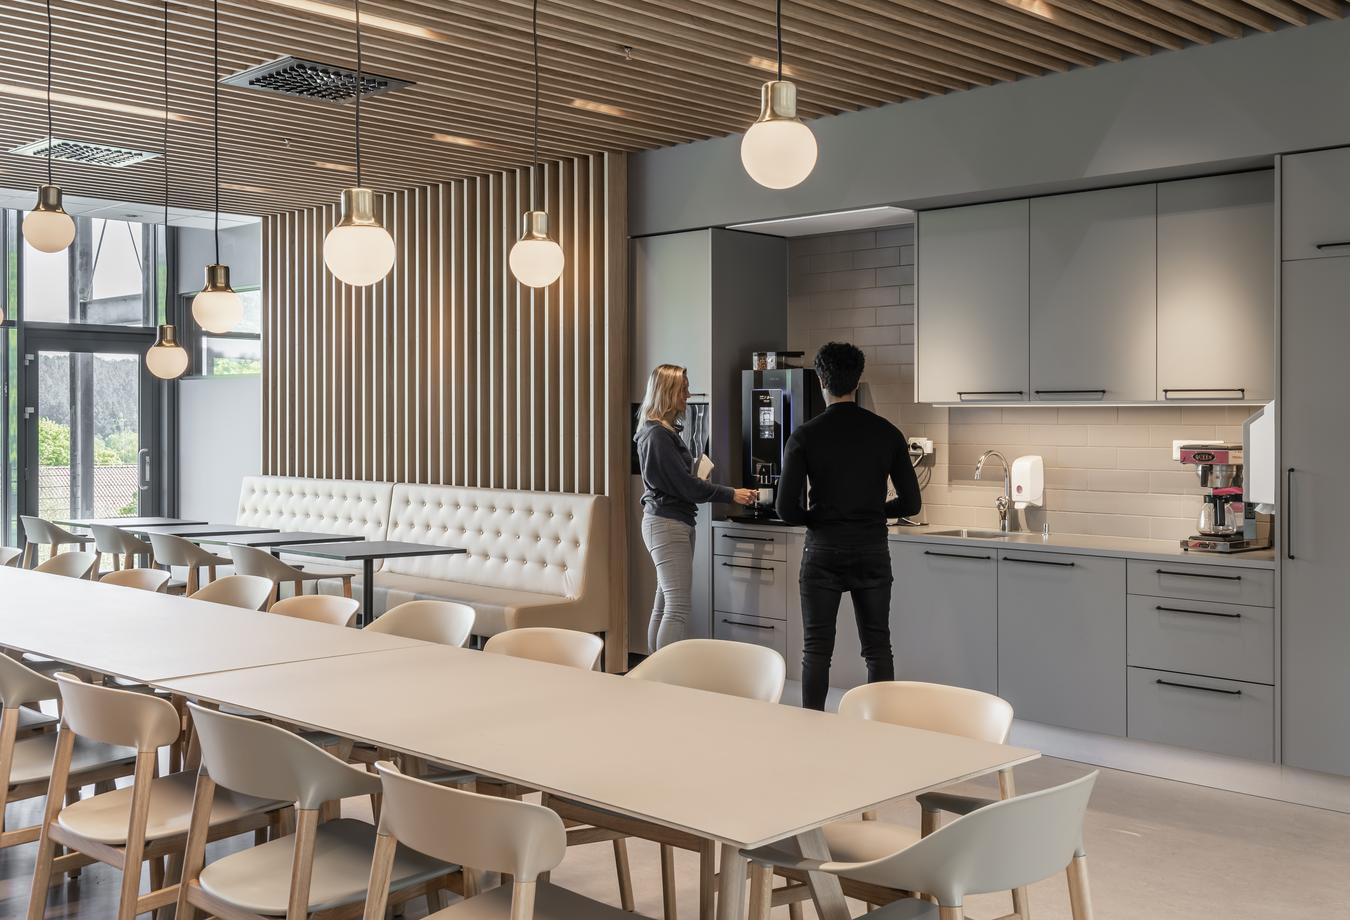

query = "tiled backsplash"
[{"left": 787, "top": 224, "right": 1259, "bottom": 541}]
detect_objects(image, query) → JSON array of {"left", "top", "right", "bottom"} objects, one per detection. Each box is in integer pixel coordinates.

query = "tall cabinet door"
[
  {"left": 1030, "top": 185, "right": 1157, "bottom": 402},
  {"left": 916, "top": 200, "right": 1029, "bottom": 404},
  {"left": 1157, "top": 172, "right": 1275, "bottom": 402},
  {"left": 1281, "top": 257, "right": 1350, "bottom": 776}
]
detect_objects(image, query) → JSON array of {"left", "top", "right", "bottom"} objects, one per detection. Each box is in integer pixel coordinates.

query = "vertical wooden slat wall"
[{"left": 261, "top": 152, "right": 629, "bottom": 664}]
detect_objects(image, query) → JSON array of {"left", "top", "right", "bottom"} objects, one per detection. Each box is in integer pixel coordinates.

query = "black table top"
[
  {"left": 54, "top": 516, "right": 209, "bottom": 530},
  {"left": 282, "top": 540, "right": 467, "bottom": 562},
  {"left": 191, "top": 531, "right": 361, "bottom": 548},
  {"left": 124, "top": 524, "right": 281, "bottom": 538}
]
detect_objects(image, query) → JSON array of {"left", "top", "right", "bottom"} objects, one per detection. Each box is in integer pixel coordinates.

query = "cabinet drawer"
[
  {"left": 1127, "top": 596, "right": 1273, "bottom": 684},
  {"left": 1127, "top": 560, "right": 1273, "bottom": 607},
  {"left": 714, "top": 612, "right": 787, "bottom": 658},
  {"left": 713, "top": 528, "right": 788, "bottom": 562},
  {"left": 713, "top": 557, "right": 788, "bottom": 620},
  {"left": 1282, "top": 147, "right": 1350, "bottom": 261},
  {"left": 1128, "top": 667, "right": 1274, "bottom": 762}
]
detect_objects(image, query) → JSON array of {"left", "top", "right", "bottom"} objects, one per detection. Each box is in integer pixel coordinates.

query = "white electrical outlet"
[{"left": 909, "top": 437, "right": 934, "bottom": 456}]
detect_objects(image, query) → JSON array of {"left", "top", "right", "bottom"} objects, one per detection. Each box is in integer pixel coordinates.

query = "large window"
[
  {"left": 194, "top": 286, "right": 261, "bottom": 376},
  {"left": 22, "top": 217, "right": 158, "bottom": 326}
]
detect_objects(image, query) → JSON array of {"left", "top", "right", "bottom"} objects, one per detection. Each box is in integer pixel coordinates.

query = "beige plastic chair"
[
  {"left": 364, "top": 760, "right": 643, "bottom": 920},
  {"left": 0, "top": 656, "right": 137, "bottom": 854},
  {"left": 175, "top": 703, "right": 455, "bottom": 920},
  {"left": 26, "top": 675, "right": 285, "bottom": 920},
  {"left": 230, "top": 543, "right": 354, "bottom": 608},
  {"left": 1, "top": 546, "right": 23, "bottom": 567},
  {"left": 100, "top": 567, "right": 172, "bottom": 592},
  {"left": 741, "top": 772, "right": 1100, "bottom": 920},
  {"left": 270, "top": 593, "right": 361, "bottom": 627},
  {"left": 550, "top": 639, "right": 787, "bottom": 920},
  {"left": 364, "top": 599, "right": 476, "bottom": 646},
  {"left": 190, "top": 574, "right": 275, "bottom": 611},
  {"left": 19, "top": 515, "right": 91, "bottom": 568},
  {"left": 150, "top": 532, "right": 230, "bottom": 595},
  {"left": 33, "top": 550, "right": 98, "bottom": 580},
  {"left": 89, "top": 523, "right": 152, "bottom": 573},
  {"left": 484, "top": 627, "right": 604, "bottom": 669}
]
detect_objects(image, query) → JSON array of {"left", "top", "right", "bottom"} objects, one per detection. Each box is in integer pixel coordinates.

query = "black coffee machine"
[{"left": 734, "top": 367, "right": 825, "bottom": 522}]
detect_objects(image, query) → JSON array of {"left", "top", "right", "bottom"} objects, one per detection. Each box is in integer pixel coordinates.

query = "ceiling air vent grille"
[
  {"left": 10, "top": 138, "right": 159, "bottom": 168},
  {"left": 222, "top": 55, "right": 413, "bottom": 102}
]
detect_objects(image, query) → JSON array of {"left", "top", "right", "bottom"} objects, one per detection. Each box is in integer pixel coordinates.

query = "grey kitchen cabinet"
[
  {"left": 713, "top": 556, "right": 788, "bottom": 621},
  {"left": 1280, "top": 256, "right": 1350, "bottom": 776},
  {"left": 891, "top": 542, "right": 998, "bottom": 694},
  {"left": 1157, "top": 172, "right": 1274, "bottom": 402},
  {"left": 916, "top": 200, "right": 1030, "bottom": 404},
  {"left": 714, "top": 611, "right": 788, "bottom": 659},
  {"left": 997, "top": 550, "right": 1127, "bottom": 735},
  {"left": 1281, "top": 147, "right": 1350, "bottom": 261},
  {"left": 1128, "top": 667, "right": 1274, "bottom": 762},
  {"left": 1029, "top": 185, "right": 1157, "bottom": 402}
]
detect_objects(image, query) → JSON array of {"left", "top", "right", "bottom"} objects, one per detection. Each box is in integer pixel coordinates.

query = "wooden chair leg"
[
  {"left": 342, "top": 577, "right": 353, "bottom": 599},
  {"left": 116, "top": 751, "right": 157, "bottom": 920},
  {"left": 699, "top": 840, "right": 717, "bottom": 920},
  {"left": 292, "top": 579, "right": 302, "bottom": 599},
  {"left": 612, "top": 838, "right": 635, "bottom": 912},
  {"left": 660, "top": 844, "right": 678, "bottom": 920},
  {"left": 747, "top": 864, "right": 772, "bottom": 920},
  {"left": 1067, "top": 853, "right": 1093, "bottom": 920},
  {"left": 788, "top": 901, "right": 804, "bottom": 920}
]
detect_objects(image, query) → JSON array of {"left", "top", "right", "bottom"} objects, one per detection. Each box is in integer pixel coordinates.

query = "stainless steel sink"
[{"left": 924, "top": 528, "right": 1021, "bottom": 539}]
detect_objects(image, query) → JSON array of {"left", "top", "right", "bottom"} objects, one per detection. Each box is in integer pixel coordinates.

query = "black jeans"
[{"left": 798, "top": 543, "right": 894, "bottom": 711}]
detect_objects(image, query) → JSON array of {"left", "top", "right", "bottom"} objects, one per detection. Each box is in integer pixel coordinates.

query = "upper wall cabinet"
[
  {"left": 1157, "top": 172, "right": 1274, "bottom": 402},
  {"left": 1281, "top": 147, "right": 1350, "bottom": 261},
  {"left": 1029, "top": 185, "right": 1157, "bottom": 403},
  {"left": 916, "top": 200, "right": 1029, "bottom": 404}
]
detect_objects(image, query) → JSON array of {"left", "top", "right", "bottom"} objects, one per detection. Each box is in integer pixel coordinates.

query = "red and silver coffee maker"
[{"left": 1175, "top": 442, "right": 1264, "bottom": 553}]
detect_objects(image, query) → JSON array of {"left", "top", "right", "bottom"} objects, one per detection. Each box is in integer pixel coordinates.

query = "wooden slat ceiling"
[{"left": 0, "top": 0, "right": 1342, "bottom": 217}]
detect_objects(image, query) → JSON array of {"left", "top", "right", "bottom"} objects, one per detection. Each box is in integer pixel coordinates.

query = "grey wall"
[
  {"left": 176, "top": 374, "right": 262, "bottom": 523},
  {"left": 630, "top": 18, "right": 1350, "bottom": 236}
]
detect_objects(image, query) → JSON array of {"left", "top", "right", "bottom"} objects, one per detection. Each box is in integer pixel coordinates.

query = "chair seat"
[
  {"left": 198, "top": 817, "right": 449, "bottom": 915},
  {"left": 8, "top": 734, "right": 136, "bottom": 787},
  {"left": 426, "top": 880, "right": 651, "bottom": 920},
  {"left": 820, "top": 819, "right": 922, "bottom": 864},
  {"left": 17, "top": 706, "right": 59, "bottom": 732},
  {"left": 57, "top": 770, "right": 281, "bottom": 844},
  {"left": 845, "top": 898, "right": 936, "bottom": 920}
]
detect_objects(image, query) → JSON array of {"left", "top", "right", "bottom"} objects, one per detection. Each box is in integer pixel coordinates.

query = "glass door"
[{"left": 21, "top": 330, "right": 162, "bottom": 522}]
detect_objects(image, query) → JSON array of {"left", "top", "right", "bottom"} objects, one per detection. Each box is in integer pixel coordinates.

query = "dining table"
[
  {"left": 281, "top": 540, "right": 467, "bottom": 626},
  {"left": 190, "top": 530, "right": 358, "bottom": 551},
  {"left": 119, "top": 523, "right": 280, "bottom": 539},
  {"left": 53, "top": 516, "right": 208, "bottom": 530}
]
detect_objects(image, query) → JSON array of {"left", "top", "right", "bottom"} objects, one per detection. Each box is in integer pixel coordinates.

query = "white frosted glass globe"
[
  {"left": 324, "top": 223, "right": 396, "bottom": 287},
  {"left": 192, "top": 288, "right": 244, "bottom": 334},
  {"left": 145, "top": 343, "right": 189, "bottom": 379},
  {"left": 509, "top": 237, "right": 565, "bottom": 288},
  {"left": 740, "top": 118, "right": 818, "bottom": 190},
  {"left": 23, "top": 208, "right": 76, "bottom": 253}
]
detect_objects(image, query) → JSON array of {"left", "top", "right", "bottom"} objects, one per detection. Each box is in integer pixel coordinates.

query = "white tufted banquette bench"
[{"left": 235, "top": 475, "right": 610, "bottom": 642}]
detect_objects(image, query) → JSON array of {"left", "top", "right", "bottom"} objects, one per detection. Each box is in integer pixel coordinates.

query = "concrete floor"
[{"left": 4, "top": 754, "right": 1349, "bottom": 919}]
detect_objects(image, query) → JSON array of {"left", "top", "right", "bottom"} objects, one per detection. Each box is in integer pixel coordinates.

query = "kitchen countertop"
[{"left": 713, "top": 518, "right": 1277, "bottom": 569}]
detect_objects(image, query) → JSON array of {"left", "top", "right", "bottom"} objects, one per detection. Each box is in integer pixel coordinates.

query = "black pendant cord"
[
  {"left": 776, "top": 0, "right": 783, "bottom": 81},
  {"left": 45, "top": 0, "right": 53, "bottom": 185},
  {"left": 530, "top": 0, "right": 540, "bottom": 213},
  {"left": 163, "top": 0, "right": 169, "bottom": 229},
  {"left": 355, "top": 0, "right": 363, "bottom": 188},
  {"left": 212, "top": 0, "right": 220, "bottom": 264}
]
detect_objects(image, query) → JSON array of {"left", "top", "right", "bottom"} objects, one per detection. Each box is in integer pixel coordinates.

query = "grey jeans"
[{"left": 641, "top": 513, "right": 696, "bottom": 651}]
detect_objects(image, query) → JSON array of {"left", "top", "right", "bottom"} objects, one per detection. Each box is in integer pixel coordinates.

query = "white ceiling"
[
  {"left": 0, "top": 186, "right": 257, "bottom": 229},
  {"left": 728, "top": 206, "right": 915, "bottom": 238}
]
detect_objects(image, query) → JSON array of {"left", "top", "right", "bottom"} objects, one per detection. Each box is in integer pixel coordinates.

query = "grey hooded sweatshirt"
[{"left": 635, "top": 420, "right": 735, "bottom": 527}]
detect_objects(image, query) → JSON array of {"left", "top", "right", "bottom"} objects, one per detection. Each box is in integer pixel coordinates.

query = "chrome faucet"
[{"left": 975, "top": 450, "right": 1013, "bottom": 532}]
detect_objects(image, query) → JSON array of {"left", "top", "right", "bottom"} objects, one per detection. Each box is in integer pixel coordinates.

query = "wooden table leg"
[
  {"left": 797, "top": 827, "right": 850, "bottom": 920},
  {"left": 715, "top": 843, "right": 747, "bottom": 920}
]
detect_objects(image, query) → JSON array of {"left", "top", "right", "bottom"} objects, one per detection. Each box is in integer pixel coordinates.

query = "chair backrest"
[
  {"left": 229, "top": 543, "right": 301, "bottom": 580},
  {"left": 34, "top": 550, "right": 98, "bottom": 579},
  {"left": 100, "top": 567, "right": 172, "bottom": 592},
  {"left": 0, "top": 546, "right": 22, "bottom": 567},
  {"left": 364, "top": 600, "right": 475, "bottom": 646},
  {"left": 830, "top": 772, "right": 1098, "bottom": 905},
  {"left": 0, "top": 654, "right": 56, "bottom": 709},
  {"left": 374, "top": 760, "right": 566, "bottom": 879},
  {"left": 20, "top": 515, "right": 81, "bottom": 546},
  {"left": 89, "top": 524, "right": 151, "bottom": 556},
  {"left": 484, "top": 627, "right": 603, "bottom": 670},
  {"left": 627, "top": 638, "right": 786, "bottom": 702},
  {"left": 150, "top": 532, "right": 221, "bottom": 568},
  {"left": 270, "top": 594, "right": 360, "bottom": 627},
  {"left": 190, "top": 574, "right": 274, "bottom": 610},
  {"left": 188, "top": 702, "right": 378, "bottom": 809},
  {"left": 838, "top": 681, "right": 1014, "bottom": 744},
  {"left": 236, "top": 475, "right": 394, "bottom": 543},
  {"left": 55, "top": 673, "right": 181, "bottom": 752}
]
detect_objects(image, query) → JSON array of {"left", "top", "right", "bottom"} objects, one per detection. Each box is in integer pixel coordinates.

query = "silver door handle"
[{"left": 138, "top": 448, "right": 151, "bottom": 491}]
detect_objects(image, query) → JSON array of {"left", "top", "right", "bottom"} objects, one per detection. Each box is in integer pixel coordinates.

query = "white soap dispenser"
[{"left": 1011, "top": 455, "right": 1044, "bottom": 510}]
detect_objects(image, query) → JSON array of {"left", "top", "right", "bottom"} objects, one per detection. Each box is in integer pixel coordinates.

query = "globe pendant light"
[
  {"left": 22, "top": 0, "right": 76, "bottom": 254},
  {"left": 509, "top": 0, "right": 564, "bottom": 289},
  {"left": 740, "top": 0, "right": 817, "bottom": 190},
  {"left": 192, "top": 0, "right": 243, "bottom": 334},
  {"left": 146, "top": 0, "right": 188, "bottom": 380},
  {"left": 323, "top": 0, "right": 395, "bottom": 287}
]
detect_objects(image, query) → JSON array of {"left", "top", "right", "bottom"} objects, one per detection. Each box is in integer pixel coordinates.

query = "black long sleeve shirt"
[{"left": 775, "top": 401, "right": 922, "bottom": 548}]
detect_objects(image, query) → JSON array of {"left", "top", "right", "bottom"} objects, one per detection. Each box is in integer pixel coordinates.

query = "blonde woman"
[{"left": 636, "top": 365, "right": 755, "bottom": 650}]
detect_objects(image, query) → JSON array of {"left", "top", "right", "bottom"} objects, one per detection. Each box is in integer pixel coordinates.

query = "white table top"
[
  {"left": 0, "top": 569, "right": 426, "bottom": 683},
  {"left": 161, "top": 643, "right": 1038, "bottom": 848}
]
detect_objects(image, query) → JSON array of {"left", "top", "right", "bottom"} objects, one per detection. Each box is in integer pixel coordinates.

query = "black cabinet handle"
[
  {"left": 1033, "top": 389, "right": 1106, "bottom": 399},
  {"left": 1161, "top": 388, "right": 1245, "bottom": 400},
  {"left": 722, "top": 534, "right": 774, "bottom": 543},
  {"left": 1285, "top": 468, "right": 1296, "bottom": 561},
  {"left": 1155, "top": 568, "right": 1241, "bottom": 581},
  {"left": 1314, "top": 241, "right": 1350, "bottom": 250},
  {"left": 721, "top": 617, "right": 775, "bottom": 630},
  {"left": 1156, "top": 605, "right": 1241, "bottom": 620},
  {"left": 1155, "top": 678, "right": 1241, "bottom": 696},
  {"left": 957, "top": 391, "right": 1024, "bottom": 401},
  {"left": 924, "top": 550, "right": 992, "bottom": 561},
  {"left": 720, "top": 562, "right": 773, "bottom": 572},
  {"left": 1004, "top": 556, "right": 1076, "bottom": 567}
]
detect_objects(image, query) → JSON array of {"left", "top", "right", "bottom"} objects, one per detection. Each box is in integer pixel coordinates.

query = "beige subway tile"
[
  {"left": 1055, "top": 446, "right": 1118, "bottom": 469},
  {"left": 867, "top": 363, "right": 902, "bottom": 383},
  {"left": 1045, "top": 511, "right": 1153, "bottom": 539},
  {"left": 949, "top": 423, "right": 1031, "bottom": 445},
  {"left": 1044, "top": 467, "right": 1090, "bottom": 490},
  {"left": 876, "top": 265, "right": 915, "bottom": 287},
  {"left": 1148, "top": 425, "right": 1219, "bottom": 448},
  {"left": 899, "top": 243, "right": 916, "bottom": 266},
  {"left": 899, "top": 285, "right": 916, "bottom": 306},
  {"left": 1117, "top": 447, "right": 1176, "bottom": 471},
  {"left": 854, "top": 247, "right": 901, "bottom": 269},
  {"left": 855, "top": 325, "right": 902, "bottom": 346},
  {"left": 1086, "top": 425, "right": 1149, "bottom": 447},
  {"left": 1216, "top": 426, "right": 1244, "bottom": 442},
  {"left": 855, "top": 286, "right": 901, "bottom": 308},
  {"left": 1119, "top": 406, "right": 1180, "bottom": 424},
  {"left": 874, "top": 305, "right": 904, "bottom": 326},
  {"left": 1006, "top": 407, "right": 1060, "bottom": 424},
  {"left": 1178, "top": 406, "right": 1236, "bottom": 424},
  {"left": 827, "top": 268, "right": 877, "bottom": 291},
  {"left": 1028, "top": 424, "right": 1089, "bottom": 446},
  {"left": 876, "top": 225, "right": 914, "bottom": 247},
  {"left": 790, "top": 235, "right": 831, "bottom": 256},
  {"left": 1150, "top": 517, "right": 1200, "bottom": 541},
  {"left": 1084, "top": 469, "right": 1151, "bottom": 493},
  {"left": 900, "top": 325, "right": 916, "bottom": 346},
  {"left": 1048, "top": 490, "right": 1183, "bottom": 517},
  {"left": 1148, "top": 470, "right": 1207, "bottom": 495},
  {"left": 1059, "top": 407, "right": 1119, "bottom": 425},
  {"left": 827, "top": 230, "right": 879, "bottom": 252},
  {"left": 950, "top": 407, "right": 1005, "bottom": 425},
  {"left": 807, "top": 289, "right": 853, "bottom": 311}
]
